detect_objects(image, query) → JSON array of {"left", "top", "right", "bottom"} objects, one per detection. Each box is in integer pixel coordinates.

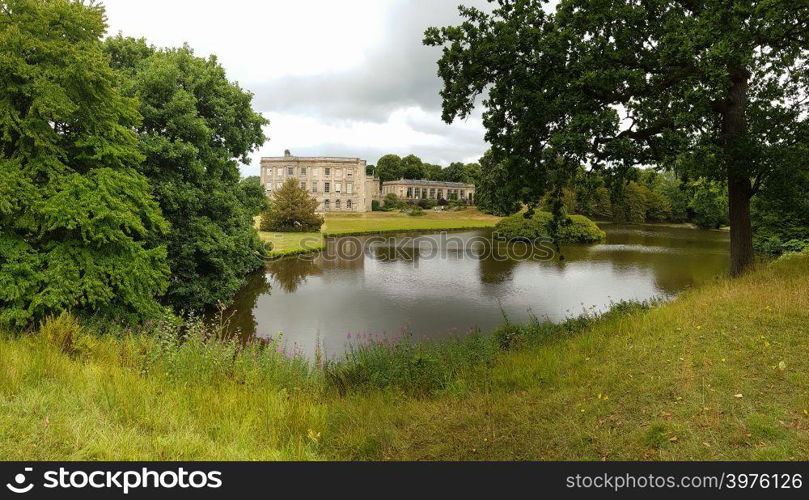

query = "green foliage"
[
  {"left": 262, "top": 178, "right": 324, "bottom": 232},
  {"left": 407, "top": 207, "right": 425, "bottom": 217},
  {"left": 371, "top": 199, "right": 382, "bottom": 212},
  {"left": 690, "top": 180, "right": 729, "bottom": 230},
  {"left": 614, "top": 182, "right": 650, "bottom": 224},
  {"left": 103, "top": 36, "right": 269, "bottom": 311},
  {"left": 474, "top": 150, "right": 522, "bottom": 216},
  {"left": 382, "top": 193, "right": 402, "bottom": 210},
  {"left": 591, "top": 187, "right": 613, "bottom": 220},
  {"left": 751, "top": 162, "right": 809, "bottom": 255},
  {"left": 375, "top": 154, "right": 403, "bottom": 182},
  {"left": 0, "top": 0, "right": 170, "bottom": 327},
  {"left": 495, "top": 212, "right": 605, "bottom": 243},
  {"left": 425, "top": 0, "right": 808, "bottom": 274}
]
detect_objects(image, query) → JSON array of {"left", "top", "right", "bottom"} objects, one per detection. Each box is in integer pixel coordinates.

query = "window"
[
  {"left": 347, "top": 169, "right": 353, "bottom": 179},
  {"left": 324, "top": 199, "right": 330, "bottom": 211},
  {"left": 300, "top": 182, "right": 306, "bottom": 190},
  {"left": 335, "top": 199, "right": 341, "bottom": 209},
  {"left": 324, "top": 182, "right": 330, "bottom": 193},
  {"left": 300, "top": 167, "right": 307, "bottom": 176},
  {"left": 414, "top": 188, "right": 421, "bottom": 199},
  {"left": 287, "top": 167, "right": 294, "bottom": 176},
  {"left": 325, "top": 168, "right": 331, "bottom": 176},
  {"left": 312, "top": 168, "right": 319, "bottom": 177},
  {"left": 407, "top": 187, "right": 413, "bottom": 198},
  {"left": 276, "top": 183, "right": 283, "bottom": 190},
  {"left": 346, "top": 183, "right": 353, "bottom": 195},
  {"left": 336, "top": 169, "right": 342, "bottom": 178},
  {"left": 312, "top": 182, "right": 317, "bottom": 193},
  {"left": 460, "top": 190, "right": 465, "bottom": 199},
  {"left": 335, "top": 182, "right": 342, "bottom": 194},
  {"left": 276, "top": 167, "right": 283, "bottom": 177},
  {"left": 429, "top": 188, "right": 436, "bottom": 199},
  {"left": 347, "top": 199, "right": 353, "bottom": 210}
]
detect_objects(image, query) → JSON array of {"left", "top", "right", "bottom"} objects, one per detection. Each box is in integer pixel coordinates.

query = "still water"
[{"left": 224, "top": 225, "right": 729, "bottom": 357}]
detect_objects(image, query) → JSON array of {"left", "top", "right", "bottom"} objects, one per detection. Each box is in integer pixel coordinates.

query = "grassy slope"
[
  {"left": 259, "top": 209, "right": 501, "bottom": 257},
  {"left": 1, "top": 253, "right": 807, "bottom": 460}
]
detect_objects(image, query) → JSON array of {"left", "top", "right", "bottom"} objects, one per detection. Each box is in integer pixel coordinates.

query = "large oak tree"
[{"left": 426, "top": 0, "right": 808, "bottom": 275}]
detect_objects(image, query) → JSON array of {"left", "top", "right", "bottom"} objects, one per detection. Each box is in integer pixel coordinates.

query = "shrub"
[
  {"left": 382, "top": 193, "right": 401, "bottom": 210},
  {"left": 407, "top": 207, "right": 425, "bottom": 217},
  {"left": 261, "top": 178, "right": 324, "bottom": 232},
  {"left": 494, "top": 211, "right": 605, "bottom": 243},
  {"left": 418, "top": 198, "right": 437, "bottom": 209},
  {"left": 371, "top": 199, "right": 382, "bottom": 211}
]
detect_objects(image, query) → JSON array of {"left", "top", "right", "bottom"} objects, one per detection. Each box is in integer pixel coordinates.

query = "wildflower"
[
  {"left": 307, "top": 429, "right": 321, "bottom": 443},
  {"left": 777, "top": 361, "right": 786, "bottom": 372}
]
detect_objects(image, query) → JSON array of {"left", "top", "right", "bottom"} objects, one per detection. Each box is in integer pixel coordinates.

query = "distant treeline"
[
  {"left": 474, "top": 157, "right": 808, "bottom": 256},
  {"left": 368, "top": 154, "right": 481, "bottom": 185}
]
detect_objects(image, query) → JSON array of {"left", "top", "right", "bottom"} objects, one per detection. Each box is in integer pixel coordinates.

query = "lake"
[{"left": 224, "top": 224, "right": 729, "bottom": 358}]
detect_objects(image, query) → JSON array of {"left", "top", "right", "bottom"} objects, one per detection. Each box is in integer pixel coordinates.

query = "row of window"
[
  {"left": 323, "top": 199, "right": 353, "bottom": 211},
  {"left": 401, "top": 187, "right": 467, "bottom": 200},
  {"left": 271, "top": 166, "right": 354, "bottom": 179},
  {"left": 268, "top": 181, "right": 354, "bottom": 194}
]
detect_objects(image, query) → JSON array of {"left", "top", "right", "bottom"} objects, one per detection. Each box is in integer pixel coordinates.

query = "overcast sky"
[{"left": 102, "top": 0, "right": 501, "bottom": 177}]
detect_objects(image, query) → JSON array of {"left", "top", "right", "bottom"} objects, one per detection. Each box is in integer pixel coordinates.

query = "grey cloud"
[{"left": 248, "top": 0, "right": 492, "bottom": 122}]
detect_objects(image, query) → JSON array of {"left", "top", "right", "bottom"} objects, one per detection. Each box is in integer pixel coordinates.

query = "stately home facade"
[
  {"left": 261, "top": 151, "right": 379, "bottom": 213},
  {"left": 381, "top": 179, "right": 475, "bottom": 203}
]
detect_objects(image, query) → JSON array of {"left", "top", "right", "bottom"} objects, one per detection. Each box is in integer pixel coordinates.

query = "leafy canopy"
[
  {"left": 426, "top": 0, "right": 808, "bottom": 274},
  {"left": 0, "top": 0, "right": 170, "bottom": 326},
  {"left": 103, "top": 36, "right": 269, "bottom": 311}
]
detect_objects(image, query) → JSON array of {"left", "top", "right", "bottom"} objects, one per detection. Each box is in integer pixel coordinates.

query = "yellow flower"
[{"left": 307, "top": 429, "right": 321, "bottom": 443}]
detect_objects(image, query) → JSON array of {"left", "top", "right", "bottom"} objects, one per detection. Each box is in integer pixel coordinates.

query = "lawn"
[
  {"left": 1, "top": 250, "right": 807, "bottom": 460},
  {"left": 258, "top": 208, "right": 501, "bottom": 257}
]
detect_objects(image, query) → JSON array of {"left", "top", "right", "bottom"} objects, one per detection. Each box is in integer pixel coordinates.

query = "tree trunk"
[
  {"left": 722, "top": 67, "right": 755, "bottom": 277},
  {"left": 728, "top": 175, "right": 754, "bottom": 276}
]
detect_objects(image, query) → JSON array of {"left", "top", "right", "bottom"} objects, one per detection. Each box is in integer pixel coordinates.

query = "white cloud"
[{"left": 101, "top": 0, "right": 492, "bottom": 176}]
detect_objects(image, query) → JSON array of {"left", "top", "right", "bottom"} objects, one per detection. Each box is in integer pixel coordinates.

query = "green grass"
[
  {"left": 1, "top": 251, "right": 808, "bottom": 460},
  {"left": 258, "top": 208, "right": 501, "bottom": 257}
]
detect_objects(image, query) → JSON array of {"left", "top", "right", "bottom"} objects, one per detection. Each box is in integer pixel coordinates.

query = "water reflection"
[{"left": 225, "top": 225, "right": 729, "bottom": 356}]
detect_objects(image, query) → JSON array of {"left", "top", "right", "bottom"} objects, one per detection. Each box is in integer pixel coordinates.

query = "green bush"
[
  {"left": 407, "top": 207, "right": 426, "bottom": 217},
  {"left": 494, "top": 211, "right": 605, "bottom": 243},
  {"left": 371, "top": 199, "right": 382, "bottom": 211},
  {"left": 382, "top": 193, "right": 401, "bottom": 210}
]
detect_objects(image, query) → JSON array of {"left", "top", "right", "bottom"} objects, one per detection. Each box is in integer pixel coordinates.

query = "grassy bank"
[
  {"left": 1, "top": 251, "right": 807, "bottom": 460},
  {"left": 259, "top": 208, "right": 501, "bottom": 257}
]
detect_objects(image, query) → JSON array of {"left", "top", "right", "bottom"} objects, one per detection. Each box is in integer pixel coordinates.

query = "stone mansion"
[{"left": 260, "top": 151, "right": 476, "bottom": 213}]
